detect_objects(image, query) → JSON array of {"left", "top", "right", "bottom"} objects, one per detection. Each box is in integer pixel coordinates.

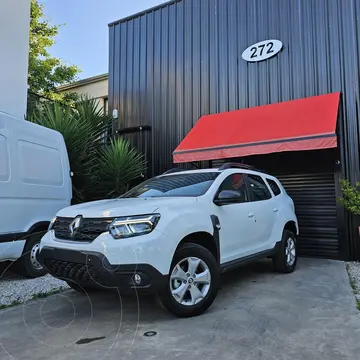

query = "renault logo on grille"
[{"left": 69, "top": 216, "right": 82, "bottom": 237}]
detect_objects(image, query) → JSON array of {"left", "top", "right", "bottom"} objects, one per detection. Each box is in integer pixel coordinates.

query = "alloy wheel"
[
  {"left": 170, "top": 257, "right": 211, "bottom": 306},
  {"left": 285, "top": 237, "right": 296, "bottom": 266}
]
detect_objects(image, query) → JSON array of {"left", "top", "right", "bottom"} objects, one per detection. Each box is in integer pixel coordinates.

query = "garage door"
[{"left": 275, "top": 172, "right": 339, "bottom": 259}]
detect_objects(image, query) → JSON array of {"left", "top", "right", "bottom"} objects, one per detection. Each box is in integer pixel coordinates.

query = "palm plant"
[
  {"left": 29, "top": 97, "right": 112, "bottom": 202},
  {"left": 29, "top": 96, "right": 147, "bottom": 202},
  {"left": 94, "top": 137, "right": 147, "bottom": 198}
]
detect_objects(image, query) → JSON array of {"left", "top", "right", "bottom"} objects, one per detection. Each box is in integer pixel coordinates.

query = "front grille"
[
  {"left": 53, "top": 217, "right": 114, "bottom": 242},
  {"left": 44, "top": 259, "right": 103, "bottom": 284}
]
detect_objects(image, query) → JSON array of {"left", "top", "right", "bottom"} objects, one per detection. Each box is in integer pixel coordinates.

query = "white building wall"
[
  {"left": 69, "top": 79, "right": 108, "bottom": 100},
  {"left": 0, "top": 0, "right": 30, "bottom": 119},
  {"left": 58, "top": 76, "right": 109, "bottom": 113}
]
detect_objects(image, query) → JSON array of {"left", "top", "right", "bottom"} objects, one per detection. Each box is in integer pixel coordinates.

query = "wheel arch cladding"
[
  {"left": 175, "top": 231, "right": 219, "bottom": 264},
  {"left": 22, "top": 222, "right": 50, "bottom": 255},
  {"left": 28, "top": 221, "right": 50, "bottom": 234},
  {"left": 284, "top": 221, "right": 297, "bottom": 236}
]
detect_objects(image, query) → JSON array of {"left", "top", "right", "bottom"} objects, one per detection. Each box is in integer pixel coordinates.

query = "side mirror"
[{"left": 214, "top": 190, "right": 242, "bottom": 206}]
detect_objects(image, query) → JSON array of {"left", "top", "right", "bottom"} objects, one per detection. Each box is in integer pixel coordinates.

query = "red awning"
[{"left": 173, "top": 93, "right": 340, "bottom": 163}]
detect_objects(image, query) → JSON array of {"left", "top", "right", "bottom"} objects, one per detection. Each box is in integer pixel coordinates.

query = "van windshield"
[{"left": 120, "top": 172, "right": 219, "bottom": 198}]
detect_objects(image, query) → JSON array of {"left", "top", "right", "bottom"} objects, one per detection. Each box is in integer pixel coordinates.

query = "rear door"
[
  {"left": 214, "top": 172, "right": 257, "bottom": 263},
  {"left": 245, "top": 174, "right": 277, "bottom": 252}
]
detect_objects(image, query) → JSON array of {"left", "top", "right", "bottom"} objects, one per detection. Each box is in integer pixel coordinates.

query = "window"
[
  {"left": 121, "top": 172, "right": 220, "bottom": 198},
  {"left": 247, "top": 174, "right": 272, "bottom": 201},
  {"left": 99, "top": 97, "right": 111, "bottom": 144},
  {"left": 266, "top": 179, "right": 281, "bottom": 196},
  {"left": 217, "top": 173, "right": 248, "bottom": 203},
  {"left": 104, "top": 97, "right": 109, "bottom": 115}
]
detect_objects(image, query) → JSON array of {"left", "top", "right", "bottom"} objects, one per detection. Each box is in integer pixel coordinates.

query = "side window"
[
  {"left": 266, "top": 179, "right": 281, "bottom": 196},
  {"left": 247, "top": 174, "right": 272, "bottom": 201},
  {"left": 217, "top": 173, "right": 248, "bottom": 203}
]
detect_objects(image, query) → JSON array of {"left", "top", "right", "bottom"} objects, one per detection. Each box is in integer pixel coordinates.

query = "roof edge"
[
  {"left": 57, "top": 73, "right": 109, "bottom": 91},
  {"left": 108, "top": 0, "right": 182, "bottom": 27}
]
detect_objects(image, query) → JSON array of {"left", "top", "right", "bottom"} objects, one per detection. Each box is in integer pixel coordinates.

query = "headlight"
[
  {"left": 48, "top": 217, "right": 57, "bottom": 230},
  {"left": 109, "top": 214, "right": 160, "bottom": 239}
]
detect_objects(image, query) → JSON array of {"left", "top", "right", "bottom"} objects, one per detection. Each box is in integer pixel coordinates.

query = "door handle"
[
  {"left": 274, "top": 208, "right": 279, "bottom": 212},
  {"left": 248, "top": 212, "right": 255, "bottom": 218}
]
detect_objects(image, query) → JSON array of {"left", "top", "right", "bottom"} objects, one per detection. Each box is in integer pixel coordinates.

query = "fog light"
[{"left": 134, "top": 273, "right": 142, "bottom": 285}]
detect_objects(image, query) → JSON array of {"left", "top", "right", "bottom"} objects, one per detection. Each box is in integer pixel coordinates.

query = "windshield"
[{"left": 120, "top": 172, "right": 220, "bottom": 198}]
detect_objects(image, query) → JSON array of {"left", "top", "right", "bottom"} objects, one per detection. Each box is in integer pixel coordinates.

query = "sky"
[{"left": 39, "top": 0, "right": 169, "bottom": 79}]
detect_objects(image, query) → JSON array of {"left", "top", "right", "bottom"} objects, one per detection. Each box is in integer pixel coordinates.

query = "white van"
[{"left": 0, "top": 112, "right": 72, "bottom": 277}]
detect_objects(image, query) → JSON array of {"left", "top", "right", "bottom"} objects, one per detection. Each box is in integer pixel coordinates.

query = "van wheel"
[
  {"left": 15, "top": 233, "right": 47, "bottom": 278},
  {"left": 159, "top": 243, "right": 220, "bottom": 318},
  {"left": 273, "top": 230, "right": 297, "bottom": 273}
]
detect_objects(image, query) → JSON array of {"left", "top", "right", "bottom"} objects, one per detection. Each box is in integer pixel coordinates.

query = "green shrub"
[{"left": 339, "top": 179, "right": 360, "bottom": 216}]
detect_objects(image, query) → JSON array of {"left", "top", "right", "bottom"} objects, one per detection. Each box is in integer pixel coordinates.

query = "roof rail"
[
  {"left": 162, "top": 168, "right": 187, "bottom": 175},
  {"left": 218, "top": 162, "right": 268, "bottom": 174}
]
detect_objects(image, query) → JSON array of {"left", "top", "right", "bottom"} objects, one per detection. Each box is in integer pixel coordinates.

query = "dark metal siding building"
[{"left": 108, "top": 0, "right": 360, "bottom": 260}]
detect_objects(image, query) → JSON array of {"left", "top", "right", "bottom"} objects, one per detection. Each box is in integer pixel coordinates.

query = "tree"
[{"left": 28, "top": 0, "right": 81, "bottom": 114}]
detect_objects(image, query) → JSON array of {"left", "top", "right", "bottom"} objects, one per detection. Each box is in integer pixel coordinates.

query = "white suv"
[{"left": 39, "top": 163, "right": 298, "bottom": 317}]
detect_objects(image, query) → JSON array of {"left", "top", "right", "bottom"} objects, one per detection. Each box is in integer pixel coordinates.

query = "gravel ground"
[
  {"left": 0, "top": 266, "right": 69, "bottom": 307},
  {"left": 346, "top": 261, "right": 360, "bottom": 303}
]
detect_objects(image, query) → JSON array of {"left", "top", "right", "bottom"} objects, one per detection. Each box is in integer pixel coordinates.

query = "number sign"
[{"left": 242, "top": 40, "right": 283, "bottom": 62}]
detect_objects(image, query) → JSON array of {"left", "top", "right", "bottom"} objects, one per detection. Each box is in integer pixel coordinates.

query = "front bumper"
[{"left": 39, "top": 247, "right": 167, "bottom": 293}]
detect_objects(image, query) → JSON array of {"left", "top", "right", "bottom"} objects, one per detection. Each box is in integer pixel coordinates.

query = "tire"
[
  {"left": 273, "top": 230, "right": 297, "bottom": 273},
  {"left": 159, "top": 243, "right": 220, "bottom": 318},
  {"left": 15, "top": 232, "right": 47, "bottom": 278}
]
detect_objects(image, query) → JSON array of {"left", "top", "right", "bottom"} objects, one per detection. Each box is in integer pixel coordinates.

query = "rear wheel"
[
  {"left": 15, "top": 233, "right": 47, "bottom": 278},
  {"left": 273, "top": 230, "right": 297, "bottom": 273},
  {"left": 159, "top": 243, "right": 220, "bottom": 318}
]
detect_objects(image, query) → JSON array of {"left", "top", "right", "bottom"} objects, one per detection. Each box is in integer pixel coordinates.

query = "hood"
[{"left": 56, "top": 197, "right": 198, "bottom": 218}]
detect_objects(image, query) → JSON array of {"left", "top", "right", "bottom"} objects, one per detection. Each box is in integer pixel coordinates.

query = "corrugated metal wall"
[
  {"left": 109, "top": 0, "right": 360, "bottom": 177},
  {"left": 109, "top": 0, "right": 360, "bottom": 259}
]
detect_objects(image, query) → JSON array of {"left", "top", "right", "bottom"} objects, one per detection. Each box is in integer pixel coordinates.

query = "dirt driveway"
[{"left": 0, "top": 258, "right": 359, "bottom": 360}]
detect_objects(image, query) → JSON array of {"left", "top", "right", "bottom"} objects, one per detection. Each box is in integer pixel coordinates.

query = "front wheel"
[
  {"left": 273, "top": 230, "right": 298, "bottom": 273},
  {"left": 159, "top": 243, "right": 220, "bottom": 318},
  {"left": 15, "top": 233, "right": 47, "bottom": 278}
]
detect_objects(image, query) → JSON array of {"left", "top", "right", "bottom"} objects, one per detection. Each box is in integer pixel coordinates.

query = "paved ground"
[{"left": 0, "top": 258, "right": 359, "bottom": 360}]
